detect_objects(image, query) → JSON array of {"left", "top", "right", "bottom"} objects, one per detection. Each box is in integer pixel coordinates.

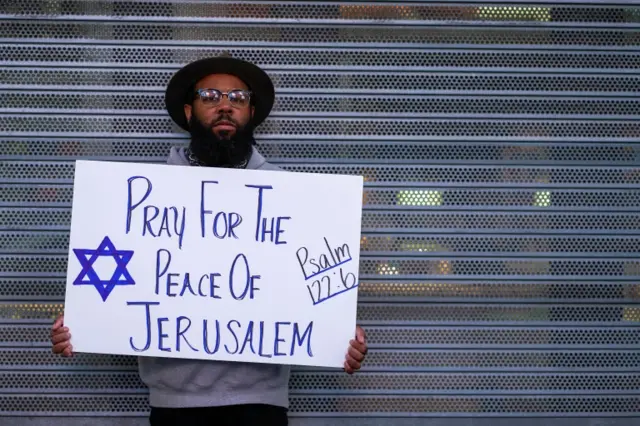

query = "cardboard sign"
[{"left": 63, "top": 160, "right": 364, "bottom": 368}]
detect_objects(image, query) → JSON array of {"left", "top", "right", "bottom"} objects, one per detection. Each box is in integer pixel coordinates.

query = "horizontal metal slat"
[
  {"left": 3, "top": 91, "right": 639, "bottom": 119},
  {"left": 356, "top": 304, "right": 640, "bottom": 326},
  {"left": 4, "top": 324, "right": 639, "bottom": 349},
  {"left": 3, "top": 184, "right": 639, "bottom": 211},
  {"left": 360, "top": 187, "right": 640, "bottom": 210},
  {"left": 359, "top": 211, "right": 640, "bottom": 234},
  {"left": 2, "top": 277, "right": 638, "bottom": 303},
  {"left": 3, "top": 347, "right": 639, "bottom": 372},
  {"left": 3, "top": 140, "right": 640, "bottom": 167},
  {"left": 2, "top": 45, "right": 639, "bottom": 73},
  {"left": 2, "top": 302, "right": 639, "bottom": 326},
  {"left": 364, "top": 326, "right": 640, "bottom": 349},
  {"left": 2, "top": 371, "right": 640, "bottom": 395},
  {"left": 0, "top": 394, "right": 639, "bottom": 416},
  {"left": 3, "top": 161, "right": 640, "bottom": 187},
  {"left": 2, "top": 1, "right": 639, "bottom": 27},
  {"left": 2, "top": 115, "right": 639, "bottom": 142},
  {"left": 2, "top": 254, "right": 640, "bottom": 279},
  {"left": 5, "top": 231, "right": 640, "bottom": 257},
  {"left": 7, "top": 418, "right": 637, "bottom": 426},
  {"left": 3, "top": 208, "right": 640, "bottom": 234},
  {"left": 352, "top": 280, "right": 640, "bottom": 303},
  {"left": 2, "top": 68, "right": 638, "bottom": 95},
  {"left": 2, "top": 21, "right": 638, "bottom": 50}
]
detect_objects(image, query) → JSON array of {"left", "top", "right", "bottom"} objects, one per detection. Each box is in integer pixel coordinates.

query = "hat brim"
[{"left": 165, "top": 56, "right": 274, "bottom": 131}]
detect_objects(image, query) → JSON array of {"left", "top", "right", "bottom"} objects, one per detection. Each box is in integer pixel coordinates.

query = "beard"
[{"left": 187, "top": 112, "right": 255, "bottom": 168}]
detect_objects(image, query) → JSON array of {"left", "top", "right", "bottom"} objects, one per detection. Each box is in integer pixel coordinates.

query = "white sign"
[{"left": 63, "top": 160, "right": 364, "bottom": 368}]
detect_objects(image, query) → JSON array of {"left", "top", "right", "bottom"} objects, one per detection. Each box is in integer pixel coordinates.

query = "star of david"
[{"left": 72, "top": 236, "right": 135, "bottom": 302}]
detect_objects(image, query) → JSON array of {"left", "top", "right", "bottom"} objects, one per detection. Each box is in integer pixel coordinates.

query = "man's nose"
[{"left": 216, "top": 100, "right": 233, "bottom": 114}]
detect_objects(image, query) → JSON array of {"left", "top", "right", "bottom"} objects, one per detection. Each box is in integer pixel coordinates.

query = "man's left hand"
[{"left": 344, "top": 325, "right": 367, "bottom": 374}]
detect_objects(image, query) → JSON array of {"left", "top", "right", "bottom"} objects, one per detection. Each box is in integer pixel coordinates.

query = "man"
[{"left": 50, "top": 53, "right": 368, "bottom": 426}]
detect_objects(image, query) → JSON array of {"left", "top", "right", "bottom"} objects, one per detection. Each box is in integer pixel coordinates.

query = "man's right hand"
[{"left": 51, "top": 314, "right": 73, "bottom": 357}]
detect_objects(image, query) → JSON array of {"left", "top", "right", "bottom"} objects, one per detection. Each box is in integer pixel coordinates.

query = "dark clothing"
[{"left": 149, "top": 403, "right": 288, "bottom": 426}]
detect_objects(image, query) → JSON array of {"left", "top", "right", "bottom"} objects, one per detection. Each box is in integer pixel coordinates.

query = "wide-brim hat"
[{"left": 165, "top": 53, "right": 274, "bottom": 131}]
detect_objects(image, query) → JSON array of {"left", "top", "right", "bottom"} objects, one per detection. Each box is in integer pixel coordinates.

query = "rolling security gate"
[{"left": 0, "top": 1, "right": 639, "bottom": 425}]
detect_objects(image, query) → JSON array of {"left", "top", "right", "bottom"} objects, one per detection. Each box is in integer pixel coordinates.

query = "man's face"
[{"left": 183, "top": 73, "right": 254, "bottom": 139}]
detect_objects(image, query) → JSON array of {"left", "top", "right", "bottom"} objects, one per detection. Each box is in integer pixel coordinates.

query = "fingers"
[
  {"left": 349, "top": 338, "right": 367, "bottom": 357},
  {"left": 52, "top": 340, "right": 72, "bottom": 356},
  {"left": 51, "top": 330, "right": 70, "bottom": 345},
  {"left": 344, "top": 344, "right": 365, "bottom": 374},
  {"left": 51, "top": 333, "right": 71, "bottom": 352},
  {"left": 51, "top": 315, "right": 73, "bottom": 357},
  {"left": 343, "top": 326, "right": 368, "bottom": 374},
  {"left": 344, "top": 360, "right": 355, "bottom": 374},
  {"left": 348, "top": 343, "right": 365, "bottom": 363},
  {"left": 52, "top": 314, "right": 65, "bottom": 331},
  {"left": 344, "top": 352, "right": 361, "bottom": 374}
]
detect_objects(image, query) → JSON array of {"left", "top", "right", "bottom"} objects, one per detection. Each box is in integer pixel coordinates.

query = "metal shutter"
[{"left": 1, "top": 1, "right": 639, "bottom": 425}]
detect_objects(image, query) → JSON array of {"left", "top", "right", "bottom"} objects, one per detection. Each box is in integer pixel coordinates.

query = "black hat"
[{"left": 165, "top": 52, "right": 275, "bottom": 131}]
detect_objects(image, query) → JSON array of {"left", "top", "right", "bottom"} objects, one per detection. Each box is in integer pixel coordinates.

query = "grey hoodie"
[{"left": 137, "top": 145, "right": 290, "bottom": 409}]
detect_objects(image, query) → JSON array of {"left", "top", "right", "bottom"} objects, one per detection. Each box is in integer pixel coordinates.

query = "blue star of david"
[{"left": 72, "top": 236, "right": 135, "bottom": 302}]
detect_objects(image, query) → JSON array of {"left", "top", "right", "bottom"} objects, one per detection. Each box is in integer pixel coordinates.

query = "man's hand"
[
  {"left": 51, "top": 314, "right": 73, "bottom": 357},
  {"left": 344, "top": 325, "right": 367, "bottom": 374}
]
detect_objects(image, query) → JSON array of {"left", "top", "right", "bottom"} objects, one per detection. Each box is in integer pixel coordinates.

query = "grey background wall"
[{"left": 1, "top": 1, "right": 639, "bottom": 425}]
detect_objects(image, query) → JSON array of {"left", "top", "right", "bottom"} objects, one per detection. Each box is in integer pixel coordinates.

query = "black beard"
[{"left": 187, "top": 114, "right": 255, "bottom": 168}]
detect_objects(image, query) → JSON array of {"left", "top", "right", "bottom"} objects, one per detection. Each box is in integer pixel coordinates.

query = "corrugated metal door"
[{"left": 1, "top": 1, "right": 639, "bottom": 425}]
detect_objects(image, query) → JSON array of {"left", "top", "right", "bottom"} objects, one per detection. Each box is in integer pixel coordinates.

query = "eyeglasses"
[{"left": 193, "top": 88, "right": 252, "bottom": 108}]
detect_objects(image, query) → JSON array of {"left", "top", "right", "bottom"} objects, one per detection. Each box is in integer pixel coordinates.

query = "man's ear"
[
  {"left": 184, "top": 104, "right": 193, "bottom": 123},
  {"left": 251, "top": 105, "right": 255, "bottom": 119}
]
